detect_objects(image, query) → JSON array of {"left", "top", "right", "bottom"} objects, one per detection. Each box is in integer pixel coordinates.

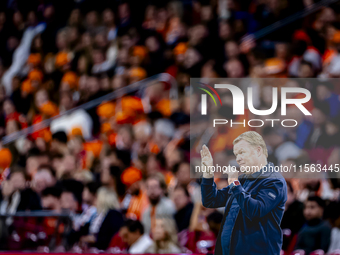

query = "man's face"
[
  {"left": 304, "top": 201, "right": 323, "bottom": 221},
  {"left": 176, "top": 163, "right": 191, "bottom": 186},
  {"left": 103, "top": 9, "right": 114, "bottom": 25},
  {"left": 219, "top": 21, "right": 231, "bottom": 40},
  {"left": 120, "top": 227, "right": 140, "bottom": 246},
  {"left": 87, "top": 77, "right": 99, "bottom": 94},
  {"left": 316, "top": 85, "right": 330, "bottom": 101},
  {"left": 26, "top": 156, "right": 40, "bottom": 177},
  {"left": 60, "top": 192, "right": 78, "bottom": 212},
  {"left": 33, "top": 170, "right": 55, "bottom": 193},
  {"left": 233, "top": 140, "right": 260, "bottom": 170},
  {"left": 225, "top": 59, "right": 244, "bottom": 78},
  {"left": 42, "top": 195, "right": 59, "bottom": 211},
  {"left": 52, "top": 157, "right": 63, "bottom": 176},
  {"left": 173, "top": 188, "right": 189, "bottom": 211},
  {"left": 50, "top": 140, "right": 60, "bottom": 153},
  {"left": 10, "top": 172, "right": 26, "bottom": 191},
  {"left": 60, "top": 93, "right": 73, "bottom": 110},
  {"left": 26, "top": 155, "right": 49, "bottom": 176},
  {"left": 298, "top": 64, "right": 313, "bottom": 78},
  {"left": 63, "top": 155, "right": 77, "bottom": 173},
  {"left": 146, "top": 178, "right": 163, "bottom": 205},
  {"left": 312, "top": 108, "right": 327, "bottom": 126},
  {"left": 225, "top": 41, "right": 239, "bottom": 59},
  {"left": 100, "top": 163, "right": 114, "bottom": 186},
  {"left": 82, "top": 187, "right": 95, "bottom": 206}
]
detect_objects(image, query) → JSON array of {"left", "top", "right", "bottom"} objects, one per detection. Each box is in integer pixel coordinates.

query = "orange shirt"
[
  {"left": 31, "top": 114, "right": 52, "bottom": 142},
  {"left": 322, "top": 48, "right": 336, "bottom": 65},
  {"left": 43, "top": 217, "right": 65, "bottom": 246},
  {"left": 126, "top": 190, "right": 149, "bottom": 221},
  {"left": 155, "top": 99, "right": 172, "bottom": 117},
  {"left": 83, "top": 140, "right": 103, "bottom": 158},
  {"left": 149, "top": 141, "right": 160, "bottom": 154},
  {"left": 150, "top": 206, "right": 156, "bottom": 235}
]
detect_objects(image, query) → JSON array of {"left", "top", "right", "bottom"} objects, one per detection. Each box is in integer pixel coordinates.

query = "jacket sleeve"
[
  {"left": 201, "top": 177, "right": 230, "bottom": 208},
  {"left": 231, "top": 178, "right": 285, "bottom": 219},
  {"left": 96, "top": 210, "right": 124, "bottom": 250}
]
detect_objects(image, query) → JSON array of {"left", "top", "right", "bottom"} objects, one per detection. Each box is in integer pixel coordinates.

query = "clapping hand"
[{"left": 200, "top": 144, "right": 214, "bottom": 178}]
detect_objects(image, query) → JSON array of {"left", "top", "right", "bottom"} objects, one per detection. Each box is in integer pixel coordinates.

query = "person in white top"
[
  {"left": 119, "top": 219, "right": 153, "bottom": 254},
  {"left": 50, "top": 92, "right": 93, "bottom": 140}
]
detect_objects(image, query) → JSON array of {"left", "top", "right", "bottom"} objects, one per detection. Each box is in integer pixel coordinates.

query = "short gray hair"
[{"left": 233, "top": 131, "right": 268, "bottom": 158}]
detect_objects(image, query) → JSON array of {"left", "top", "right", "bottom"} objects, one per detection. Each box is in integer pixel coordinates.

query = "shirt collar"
[
  {"left": 242, "top": 162, "right": 271, "bottom": 179},
  {"left": 251, "top": 168, "right": 263, "bottom": 178}
]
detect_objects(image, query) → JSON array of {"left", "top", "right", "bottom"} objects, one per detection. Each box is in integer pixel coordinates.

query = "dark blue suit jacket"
[{"left": 201, "top": 162, "right": 287, "bottom": 255}]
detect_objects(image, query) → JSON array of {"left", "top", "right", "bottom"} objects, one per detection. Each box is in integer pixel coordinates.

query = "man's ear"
[{"left": 257, "top": 146, "right": 262, "bottom": 157}]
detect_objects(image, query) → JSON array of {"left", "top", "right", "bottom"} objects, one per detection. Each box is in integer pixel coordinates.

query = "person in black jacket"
[
  {"left": 0, "top": 167, "right": 41, "bottom": 250},
  {"left": 0, "top": 167, "right": 41, "bottom": 215},
  {"left": 295, "top": 196, "right": 332, "bottom": 255},
  {"left": 79, "top": 187, "right": 123, "bottom": 250},
  {"left": 173, "top": 185, "right": 193, "bottom": 232},
  {"left": 281, "top": 181, "right": 305, "bottom": 251},
  {"left": 201, "top": 131, "right": 287, "bottom": 255}
]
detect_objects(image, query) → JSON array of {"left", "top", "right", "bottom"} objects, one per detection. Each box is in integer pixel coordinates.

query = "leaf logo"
[
  {"left": 199, "top": 82, "right": 222, "bottom": 106},
  {"left": 199, "top": 82, "right": 222, "bottom": 115}
]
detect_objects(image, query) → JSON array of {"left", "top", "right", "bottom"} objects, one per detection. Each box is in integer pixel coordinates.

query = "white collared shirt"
[{"left": 128, "top": 234, "right": 153, "bottom": 254}]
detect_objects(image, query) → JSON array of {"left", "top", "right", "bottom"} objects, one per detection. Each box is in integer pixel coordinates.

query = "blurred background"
[{"left": 0, "top": 0, "right": 339, "bottom": 254}]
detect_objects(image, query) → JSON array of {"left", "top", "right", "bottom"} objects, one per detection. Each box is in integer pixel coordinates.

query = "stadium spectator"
[
  {"left": 145, "top": 217, "right": 181, "bottom": 253},
  {"left": 263, "top": 127, "right": 303, "bottom": 165},
  {"left": 50, "top": 131, "right": 68, "bottom": 155},
  {"left": 0, "top": 0, "right": 339, "bottom": 253},
  {"left": 295, "top": 196, "right": 332, "bottom": 254},
  {"left": 172, "top": 185, "right": 193, "bottom": 232},
  {"left": 142, "top": 173, "right": 176, "bottom": 234},
  {"left": 316, "top": 82, "right": 340, "bottom": 118},
  {"left": 60, "top": 189, "right": 80, "bottom": 213},
  {"left": 25, "top": 149, "right": 50, "bottom": 178},
  {"left": 186, "top": 204, "right": 217, "bottom": 253},
  {"left": 281, "top": 181, "right": 305, "bottom": 253},
  {"left": 325, "top": 202, "right": 340, "bottom": 253},
  {"left": 41, "top": 186, "right": 62, "bottom": 211},
  {"left": 0, "top": 167, "right": 41, "bottom": 215},
  {"left": 296, "top": 101, "right": 331, "bottom": 149},
  {"left": 172, "top": 161, "right": 200, "bottom": 203},
  {"left": 122, "top": 166, "right": 149, "bottom": 221},
  {"left": 119, "top": 219, "right": 153, "bottom": 253},
  {"left": 69, "top": 182, "right": 100, "bottom": 247},
  {"left": 101, "top": 165, "right": 126, "bottom": 200},
  {"left": 80, "top": 187, "right": 123, "bottom": 250},
  {"left": 31, "top": 164, "right": 57, "bottom": 194},
  {"left": 40, "top": 186, "right": 66, "bottom": 249}
]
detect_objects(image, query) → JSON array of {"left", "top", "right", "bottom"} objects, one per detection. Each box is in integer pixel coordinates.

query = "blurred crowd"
[{"left": 0, "top": 0, "right": 339, "bottom": 254}]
